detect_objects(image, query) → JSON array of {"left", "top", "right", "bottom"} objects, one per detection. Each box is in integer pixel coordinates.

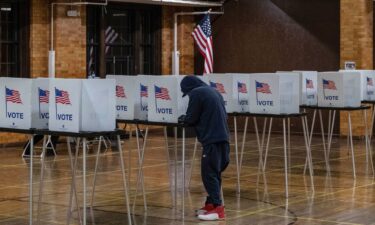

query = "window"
[
  {"left": 87, "top": 4, "right": 161, "bottom": 77},
  {"left": 0, "top": 3, "right": 18, "bottom": 77}
]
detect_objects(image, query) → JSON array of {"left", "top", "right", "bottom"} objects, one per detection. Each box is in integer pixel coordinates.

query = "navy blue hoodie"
[{"left": 180, "top": 76, "right": 230, "bottom": 146}]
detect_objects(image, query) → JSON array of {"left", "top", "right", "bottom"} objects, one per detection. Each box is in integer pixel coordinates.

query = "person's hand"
[{"left": 178, "top": 115, "right": 186, "bottom": 124}]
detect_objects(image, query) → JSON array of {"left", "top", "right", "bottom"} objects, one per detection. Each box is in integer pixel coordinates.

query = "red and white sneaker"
[
  {"left": 195, "top": 203, "right": 215, "bottom": 216},
  {"left": 198, "top": 205, "right": 225, "bottom": 221}
]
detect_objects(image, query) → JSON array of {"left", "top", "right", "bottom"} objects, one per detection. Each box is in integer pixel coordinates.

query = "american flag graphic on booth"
[
  {"left": 367, "top": 77, "right": 373, "bottom": 86},
  {"left": 210, "top": 82, "right": 226, "bottom": 94},
  {"left": 256, "top": 81, "right": 271, "bottom": 94},
  {"left": 237, "top": 82, "right": 247, "bottom": 93},
  {"left": 155, "top": 85, "right": 171, "bottom": 100},
  {"left": 140, "top": 84, "right": 148, "bottom": 98},
  {"left": 323, "top": 79, "right": 337, "bottom": 90},
  {"left": 39, "top": 88, "right": 49, "bottom": 103},
  {"left": 55, "top": 88, "right": 71, "bottom": 105},
  {"left": 6, "top": 87, "right": 22, "bottom": 104},
  {"left": 116, "top": 85, "right": 126, "bottom": 98},
  {"left": 306, "top": 79, "right": 314, "bottom": 89}
]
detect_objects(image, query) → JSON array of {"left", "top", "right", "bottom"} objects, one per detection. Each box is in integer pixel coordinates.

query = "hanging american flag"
[
  {"left": 367, "top": 77, "right": 373, "bottom": 86},
  {"left": 6, "top": 88, "right": 22, "bottom": 104},
  {"left": 155, "top": 85, "right": 171, "bottom": 100},
  {"left": 116, "top": 85, "right": 126, "bottom": 98},
  {"left": 323, "top": 79, "right": 337, "bottom": 90},
  {"left": 306, "top": 79, "right": 314, "bottom": 89},
  {"left": 192, "top": 14, "right": 213, "bottom": 75},
  {"left": 238, "top": 82, "right": 247, "bottom": 93},
  {"left": 140, "top": 84, "right": 148, "bottom": 97},
  {"left": 39, "top": 88, "right": 49, "bottom": 103},
  {"left": 210, "top": 81, "right": 226, "bottom": 94},
  {"left": 55, "top": 88, "right": 71, "bottom": 105},
  {"left": 105, "top": 26, "right": 119, "bottom": 54},
  {"left": 256, "top": 81, "right": 271, "bottom": 94}
]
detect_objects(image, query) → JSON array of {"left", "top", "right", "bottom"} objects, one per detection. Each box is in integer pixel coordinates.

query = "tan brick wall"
[
  {"left": 161, "top": 6, "right": 195, "bottom": 75},
  {"left": 0, "top": 1, "right": 87, "bottom": 145},
  {"left": 340, "top": 0, "right": 373, "bottom": 136}
]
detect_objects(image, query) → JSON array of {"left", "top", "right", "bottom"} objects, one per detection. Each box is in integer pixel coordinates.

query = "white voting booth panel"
[
  {"left": 106, "top": 75, "right": 136, "bottom": 120},
  {"left": 0, "top": 78, "right": 32, "bottom": 129},
  {"left": 31, "top": 78, "right": 50, "bottom": 129},
  {"left": 147, "top": 75, "right": 188, "bottom": 123},
  {"left": 248, "top": 73, "right": 300, "bottom": 114},
  {"left": 49, "top": 79, "right": 116, "bottom": 132},
  {"left": 339, "top": 70, "right": 375, "bottom": 101},
  {"left": 317, "top": 72, "right": 361, "bottom": 107},
  {"left": 206, "top": 74, "right": 236, "bottom": 113},
  {"left": 227, "top": 73, "right": 251, "bottom": 112},
  {"left": 294, "top": 71, "right": 318, "bottom": 106},
  {"left": 135, "top": 75, "right": 149, "bottom": 121}
]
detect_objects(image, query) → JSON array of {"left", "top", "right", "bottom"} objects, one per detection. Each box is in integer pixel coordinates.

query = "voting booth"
[
  {"left": 0, "top": 78, "right": 32, "bottom": 129},
  {"left": 135, "top": 75, "right": 150, "bottom": 121},
  {"left": 294, "top": 71, "right": 318, "bottom": 106},
  {"left": 49, "top": 78, "right": 116, "bottom": 132},
  {"left": 106, "top": 75, "right": 136, "bottom": 120},
  {"left": 206, "top": 74, "right": 236, "bottom": 113},
  {"left": 147, "top": 75, "right": 188, "bottom": 123},
  {"left": 317, "top": 72, "right": 361, "bottom": 107},
  {"left": 31, "top": 78, "right": 50, "bottom": 129},
  {"left": 227, "top": 73, "right": 251, "bottom": 112},
  {"left": 248, "top": 73, "right": 300, "bottom": 114},
  {"left": 340, "top": 70, "right": 375, "bottom": 101}
]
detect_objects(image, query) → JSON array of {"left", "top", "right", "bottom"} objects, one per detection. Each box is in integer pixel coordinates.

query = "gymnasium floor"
[{"left": 0, "top": 129, "right": 374, "bottom": 225}]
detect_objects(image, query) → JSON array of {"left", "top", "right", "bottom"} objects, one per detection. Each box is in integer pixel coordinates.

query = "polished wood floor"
[{"left": 0, "top": 129, "right": 375, "bottom": 225}]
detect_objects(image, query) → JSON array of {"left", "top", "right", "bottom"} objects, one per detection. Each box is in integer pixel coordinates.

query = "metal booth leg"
[
  {"left": 36, "top": 136, "right": 48, "bottom": 225},
  {"left": 181, "top": 127, "right": 186, "bottom": 219},
  {"left": 117, "top": 135, "right": 133, "bottom": 225},
  {"left": 364, "top": 109, "right": 375, "bottom": 175},
  {"left": 234, "top": 116, "right": 240, "bottom": 195},
  {"left": 283, "top": 118, "right": 289, "bottom": 198},
  {"left": 187, "top": 137, "right": 198, "bottom": 189},
  {"left": 318, "top": 110, "right": 329, "bottom": 171},
  {"left": 133, "top": 126, "right": 148, "bottom": 211},
  {"left": 29, "top": 134, "right": 34, "bottom": 225},
  {"left": 90, "top": 136, "right": 103, "bottom": 207},
  {"left": 67, "top": 137, "right": 82, "bottom": 225},
  {"left": 302, "top": 116, "right": 315, "bottom": 192},
  {"left": 163, "top": 127, "right": 174, "bottom": 204},
  {"left": 347, "top": 112, "right": 356, "bottom": 179},
  {"left": 239, "top": 117, "right": 249, "bottom": 175}
]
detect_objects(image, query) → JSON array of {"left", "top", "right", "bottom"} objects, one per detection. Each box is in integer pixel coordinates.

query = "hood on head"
[{"left": 180, "top": 76, "right": 207, "bottom": 97}]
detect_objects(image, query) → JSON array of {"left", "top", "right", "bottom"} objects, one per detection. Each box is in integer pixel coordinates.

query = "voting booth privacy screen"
[
  {"left": 0, "top": 78, "right": 33, "bottom": 129},
  {"left": 248, "top": 73, "right": 300, "bottom": 114},
  {"left": 49, "top": 78, "right": 116, "bottom": 132},
  {"left": 228, "top": 74, "right": 251, "bottom": 112},
  {"left": 147, "top": 75, "right": 188, "bottom": 123},
  {"left": 206, "top": 74, "right": 235, "bottom": 113},
  {"left": 339, "top": 70, "right": 375, "bottom": 101},
  {"left": 318, "top": 72, "right": 361, "bottom": 107},
  {"left": 293, "top": 71, "right": 318, "bottom": 106},
  {"left": 32, "top": 78, "right": 50, "bottom": 129},
  {"left": 106, "top": 75, "right": 136, "bottom": 120},
  {"left": 135, "top": 75, "right": 149, "bottom": 121}
]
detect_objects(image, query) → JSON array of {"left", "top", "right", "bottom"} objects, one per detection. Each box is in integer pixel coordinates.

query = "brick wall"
[
  {"left": 161, "top": 6, "right": 195, "bottom": 75},
  {"left": 0, "top": 0, "right": 87, "bottom": 145},
  {"left": 340, "top": 0, "right": 373, "bottom": 136}
]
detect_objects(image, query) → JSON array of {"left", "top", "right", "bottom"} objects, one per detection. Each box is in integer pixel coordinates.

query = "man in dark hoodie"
[{"left": 179, "top": 75, "right": 230, "bottom": 221}]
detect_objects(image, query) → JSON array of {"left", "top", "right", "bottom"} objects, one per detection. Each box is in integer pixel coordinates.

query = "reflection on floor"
[{"left": 0, "top": 130, "right": 374, "bottom": 225}]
